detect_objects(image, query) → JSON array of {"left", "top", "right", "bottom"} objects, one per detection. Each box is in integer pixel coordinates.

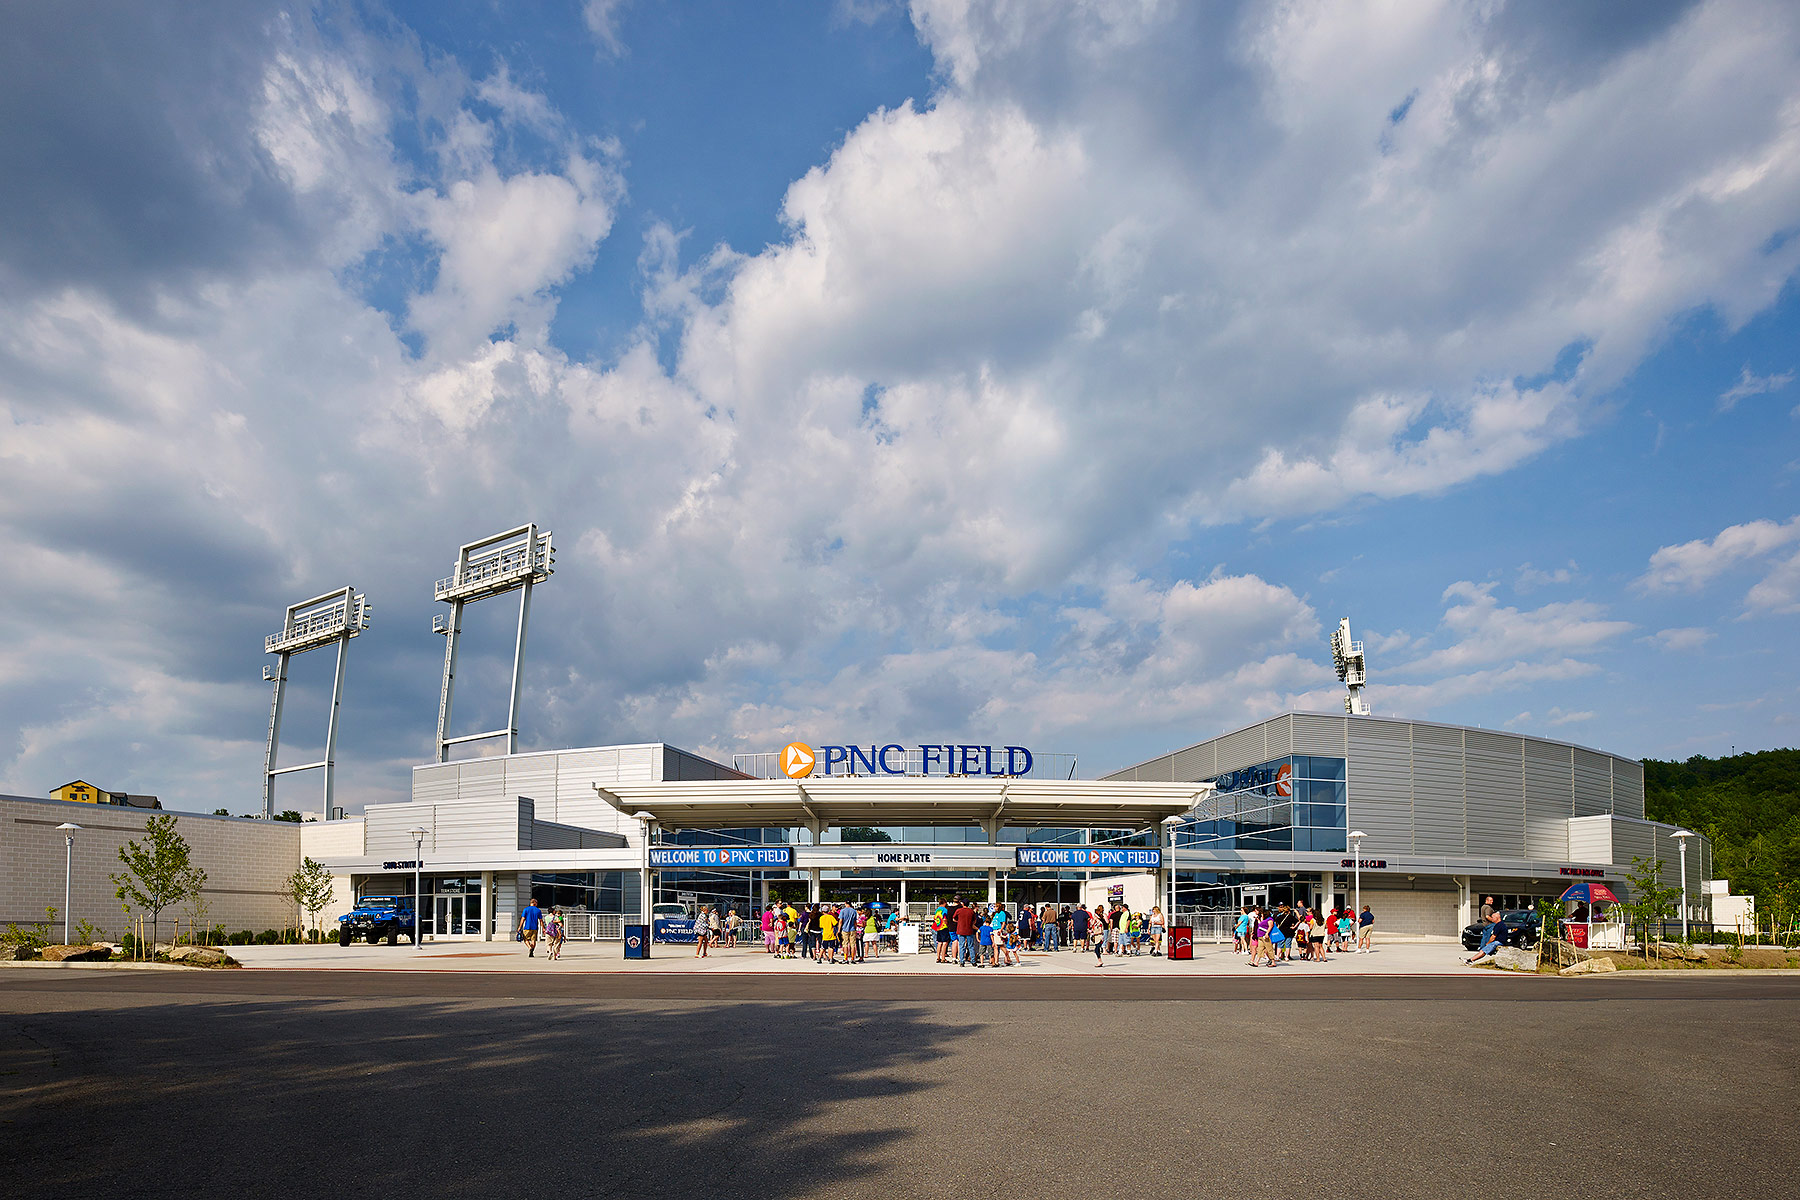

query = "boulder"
[
  {"left": 1559, "top": 957, "right": 1618, "bottom": 975},
  {"left": 1492, "top": 946, "right": 1540, "bottom": 972},
  {"left": 40, "top": 944, "right": 112, "bottom": 962},
  {"left": 167, "top": 945, "right": 232, "bottom": 966},
  {"left": 1, "top": 943, "right": 36, "bottom": 961}
]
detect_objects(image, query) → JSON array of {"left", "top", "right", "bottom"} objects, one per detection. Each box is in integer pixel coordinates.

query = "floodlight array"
[
  {"left": 434, "top": 529, "right": 554, "bottom": 603},
  {"left": 265, "top": 592, "right": 370, "bottom": 655}
]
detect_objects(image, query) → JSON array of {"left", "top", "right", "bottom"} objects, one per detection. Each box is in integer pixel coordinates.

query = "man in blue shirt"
[{"left": 519, "top": 897, "right": 543, "bottom": 958}]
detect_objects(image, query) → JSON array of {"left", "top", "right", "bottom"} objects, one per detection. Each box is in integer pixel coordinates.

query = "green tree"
[
  {"left": 839, "top": 827, "right": 894, "bottom": 843},
  {"left": 274, "top": 810, "right": 303, "bottom": 823},
  {"left": 1622, "top": 854, "right": 1681, "bottom": 957},
  {"left": 286, "top": 857, "right": 335, "bottom": 941},
  {"left": 179, "top": 864, "right": 211, "bottom": 944},
  {"left": 213, "top": 808, "right": 231, "bottom": 817},
  {"left": 110, "top": 814, "right": 201, "bottom": 948}
]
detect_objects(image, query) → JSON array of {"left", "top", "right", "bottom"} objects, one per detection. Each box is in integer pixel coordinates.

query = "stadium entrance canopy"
[{"left": 592, "top": 778, "right": 1213, "bottom": 834}]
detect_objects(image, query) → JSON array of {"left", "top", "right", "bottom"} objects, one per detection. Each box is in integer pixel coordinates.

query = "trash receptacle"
[
  {"left": 1168, "top": 926, "right": 1194, "bottom": 960},
  {"left": 624, "top": 924, "right": 651, "bottom": 959}
]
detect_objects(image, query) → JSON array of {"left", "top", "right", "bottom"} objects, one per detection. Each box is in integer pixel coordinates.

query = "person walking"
[
  {"left": 1150, "top": 905, "right": 1166, "bottom": 956},
  {"left": 761, "top": 903, "right": 776, "bottom": 954},
  {"left": 1071, "top": 903, "right": 1090, "bottom": 953},
  {"left": 818, "top": 903, "right": 839, "bottom": 964},
  {"left": 953, "top": 898, "right": 978, "bottom": 967},
  {"left": 694, "top": 905, "right": 711, "bottom": 958},
  {"left": 517, "top": 896, "right": 543, "bottom": 958},
  {"left": 1249, "top": 907, "right": 1278, "bottom": 967},
  {"left": 1358, "top": 904, "right": 1375, "bottom": 952},
  {"left": 545, "top": 906, "right": 566, "bottom": 961},
  {"left": 1233, "top": 905, "right": 1252, "bottom": 954}
]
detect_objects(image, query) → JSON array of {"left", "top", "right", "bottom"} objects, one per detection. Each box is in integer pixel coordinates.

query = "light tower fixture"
[
  {"left": 433, "top": 523, "right": 555, "bottom": 762},
  {"left": 1331, "top": 617, "right": 1370, "bottom": 716},
  {"left": 262, "top": 587, "right": 371, "bottom": 818}
]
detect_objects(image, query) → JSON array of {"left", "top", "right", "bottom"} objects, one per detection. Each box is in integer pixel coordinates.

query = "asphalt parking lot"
[{"left": 3, "top": 970, "right": 1797, "bottom": 1200}]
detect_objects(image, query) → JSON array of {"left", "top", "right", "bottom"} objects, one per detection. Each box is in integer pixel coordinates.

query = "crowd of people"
[
  {"left": 516, "top": 893, "right": 1375, "bottom": 968},
  {"left": 742, "top": 900, "right": 903, "bottom": 963},
  {"left": 929, "top": 898, "right": 1171, "bottom": 966},
  {"left": 1231, "top": 901, "right": 1373, "bottom": 967}
]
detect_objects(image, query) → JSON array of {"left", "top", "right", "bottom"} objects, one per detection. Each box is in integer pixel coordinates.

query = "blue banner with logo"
[
  {"left": 648, "top": 846, "right": 794, "bottom": 869},
  {"left": 652, "top": 917, "right": 697, "bottom": 944},
  {"left": 1014, "top": 846, "right": 1163, "bottom": 869}
]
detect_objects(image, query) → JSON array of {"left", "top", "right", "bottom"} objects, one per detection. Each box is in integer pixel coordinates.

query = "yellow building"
[{"left": 51, "top": 779, "right": 108, "bottom": 804}]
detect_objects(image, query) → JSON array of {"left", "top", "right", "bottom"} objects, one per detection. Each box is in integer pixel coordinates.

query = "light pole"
[
  {"left": 409, "top": 827, "right": 427, "bottom": 949},
  {"left": 1672, "top": 829, "right": 1694, "bottom": 940},
  {"left": 1161, "top": 815, "right": 1184, "bottom": 930},
  {"left": 1349, "top": 829, "right": 1367, "bottom": 951},
  {"left": 634, "top": 811, "right": 656, "bottom": 928},
  {"left": 55, "top": 823, "right": 80, "bottom": 944}
]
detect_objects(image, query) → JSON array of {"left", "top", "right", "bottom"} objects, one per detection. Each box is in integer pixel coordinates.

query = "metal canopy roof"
[{"left": 592, "top": 778, "right": 1211, "bottom": 831}]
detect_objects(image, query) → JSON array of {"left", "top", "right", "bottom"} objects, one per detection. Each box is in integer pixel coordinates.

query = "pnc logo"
[
  {"left": 781, "top": 742, "right": 816, "bottom": 778},
  {"left": 1275, "top": 763, "right": 1293, "bottom": 798}
]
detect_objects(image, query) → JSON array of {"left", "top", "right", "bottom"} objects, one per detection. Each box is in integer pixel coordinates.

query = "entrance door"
[{"left": 434, "top": 895, "right": 465, "bottom": 938}]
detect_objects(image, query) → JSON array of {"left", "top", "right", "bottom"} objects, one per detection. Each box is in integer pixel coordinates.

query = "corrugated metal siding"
[
  {"left": 413, "top": 764, "right": 459, "bottom": 803},
  {"left": 1133, "top": 754, "right": 1175, "bottom": 782},
  {"left": 1263, "top": 716, "right": 1292, "bottom": 761},
  {"left": 618, "top": 746, "right": 658, "bottom": 782},
  {"left": 1612, "top": 758, "right": 1645, "bottom": 820},
  {"left": 1170, "top": 744, "right": 1214, "bottom": 782},
  {"left": 1346, "top": 719, "right": 1414, "bottom": 853},
  {"left": 1524, "top": 741, "right": 1573, "bottom": 859},
  {"left": 1612, "top": 819, "right": 1655, "bottom": 872},
  {"left": 1464, "top": 730, "right": 1525, "bottom": 857},
  {"left": 1566, "top": 816, "right": 1613, "bottom": 862},
  {"left": 1216, "top": 726, "right": 1266, "bottom": 775},
  {"left": 505, "top": 762, "right": 559, "bottom": 820},
  {"left": 1572, "top": 748, "right": 1613, "bottom": 817},
  {"left": 1410, "top": 723, "right": 1465, "bottom": 855},
  {"left": 1291, "top": 713, "right": 1346, "bottom": 755}
]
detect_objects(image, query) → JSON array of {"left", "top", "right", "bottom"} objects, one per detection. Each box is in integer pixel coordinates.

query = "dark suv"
[
  {"left": 338, "top": 896, "right": 418, "bottom": 946},
  {"left": 1461, "top": 909, "right": 1542, "bottom": 951}
]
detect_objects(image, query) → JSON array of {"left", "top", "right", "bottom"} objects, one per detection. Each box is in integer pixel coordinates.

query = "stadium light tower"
[
  {"left": 1331, "top": 617, "right": 1370, "bottom": 716},
  {"left": 262, "top": 587, "right": 371, "bottom": 818},
  {"left": 432, "top": 523, "right": 555, "bottom": 762}
]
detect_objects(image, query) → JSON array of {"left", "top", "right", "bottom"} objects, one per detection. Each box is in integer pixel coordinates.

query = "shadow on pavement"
[{"left": 0, "top": 992, "right": 978, "bottom": 1200}]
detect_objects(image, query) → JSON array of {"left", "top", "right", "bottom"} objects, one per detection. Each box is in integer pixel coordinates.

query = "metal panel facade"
[
  {"left": 1346, "top": 719, "right": 1414, "bottom": 854},
  {"left": 1572, "top": 748, "right": 1613, "bottom": 817},
  {"left": 1612, "top": 759, "right": 1646, "bottom": 820},
  {"left": 1215, "top": 726, "right": 1266, "bottom": 775},
  {"left": 1169, "top": 744, "right": 1214, "bottom": 781},
  {"left": 1464, "top": 730, "right": 1525, "bottom": 857},
  {"left": 1291, "top": 713, "right": 1346, "bottom": 755},
  {"left": 1410, "top": 723, "right": 1465, "bottom": 855},
  {"left": 1524, "top": 741, "right": 1573, "bottom": 859}
]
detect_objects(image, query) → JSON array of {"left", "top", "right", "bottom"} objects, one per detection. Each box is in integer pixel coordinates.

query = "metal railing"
[
  {"left": 563, "top": 912, "right": 625, "bottom": 941},
  {"left": 1174, "top": 910, "right": 1238, "bottom": 942}
]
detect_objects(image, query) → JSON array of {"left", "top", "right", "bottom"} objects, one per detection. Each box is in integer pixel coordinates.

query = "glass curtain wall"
[{"left": 1175, "top": 756, "right": 1348, "bottom": 853}]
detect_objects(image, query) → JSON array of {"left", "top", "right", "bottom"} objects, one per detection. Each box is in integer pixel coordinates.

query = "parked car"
[
  {"left": 338, "top": 895, "right": 417, "bottom": 946},
  {"left": 1460, "top": 909, "right": 1541, "bottom": 951}
]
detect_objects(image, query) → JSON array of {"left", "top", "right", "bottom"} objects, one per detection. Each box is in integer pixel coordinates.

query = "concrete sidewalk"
[{"left": 227, "top": 938, "right": 1478, "bottom": 976}]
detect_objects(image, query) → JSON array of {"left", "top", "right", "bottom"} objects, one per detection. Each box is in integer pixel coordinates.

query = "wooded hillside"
[{"left": 1644, "top": 748, "right": 1800, "bottom": 905}]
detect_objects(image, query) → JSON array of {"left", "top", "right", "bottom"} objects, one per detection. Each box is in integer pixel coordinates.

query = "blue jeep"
[{"left": 338, "top": 895, "right": 418, "bottom": 946}]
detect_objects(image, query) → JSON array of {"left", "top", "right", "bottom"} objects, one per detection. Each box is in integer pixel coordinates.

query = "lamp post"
[
  {"left": 55, "top": 823, "right": 80, "bottom": 944},
  {"left": 1349, "top": 829, "right": 1367, "bottom": 951},
  {"left": 409, "top": 827, "right": 427, "bottom": 949},
  {"left": 1672, "top": 829, "right": 1694, "bottom": 940},
  {"left": 1161, "top": 815, "right": 1184, "bottom": 930},
  {"left": 633, "top": 811, "right": 656, "bottom": 928}
]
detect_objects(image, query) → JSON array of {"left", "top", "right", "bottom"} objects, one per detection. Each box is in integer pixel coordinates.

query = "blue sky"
[{"left": 1, "top": 1, "right": 1798, "bottom": 815}]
